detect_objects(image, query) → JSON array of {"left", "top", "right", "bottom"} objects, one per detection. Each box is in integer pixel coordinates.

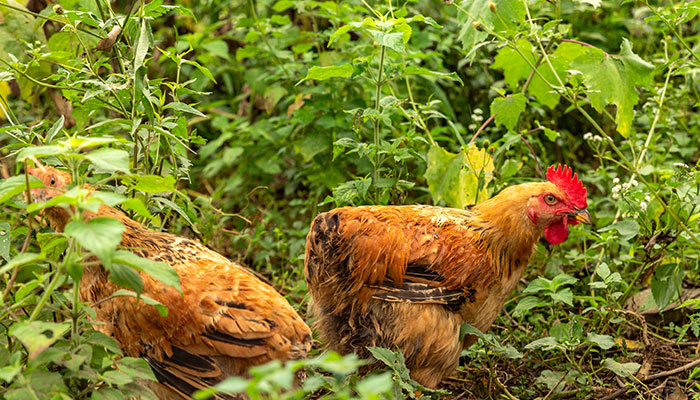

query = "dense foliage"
[{"left": 0, "top": 0, "right": 699, "bottom": 398}]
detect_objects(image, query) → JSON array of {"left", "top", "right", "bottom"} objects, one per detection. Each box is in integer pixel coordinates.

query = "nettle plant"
[{"left": 0, "top": 0, "right": 213, "bottom": 398}]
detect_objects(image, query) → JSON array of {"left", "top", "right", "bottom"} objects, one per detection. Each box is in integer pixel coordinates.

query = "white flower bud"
[
  {"left": 468, "top": 124, "right": 477, "bottom": 130},
  {"left": 473, "top": 108, "right": 483, "bottom": 115},
  {"left": 613, "top": 177, "right": 620, "bottom": 184},
  {"left": 640, "top": 201, "right": 647, "bottom": 211},
  {"left": 583, "top": 132, "right": 593, "bottom": 140},
  {"left": 645, "top": 195, "right": 651, "bottom": 202},
  {"left": 612, "top": 193, "right": 619, "bottom": 200},
  {"left": 631, "top": 179, "right": 638, "bottom": 187}
]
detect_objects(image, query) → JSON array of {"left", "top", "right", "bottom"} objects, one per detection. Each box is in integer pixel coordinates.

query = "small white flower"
[
  {"left": 674, "top": 162, "right": 688, "bottom": 168},
  {"left": 468, "top": 124, "right": 477, "bottom": 130},
  {"left": 622, "top": 183, "right": 630, "bottom": 190},
  {"left": 593, "top": 135, "right": 604, "bottom": 142},
  {"left": 613, "top": 177, "right": 620, "bottom": 184},
  {"left": 473, "top": 108, "right": 483, "bottom": 115},
  {"left": 583, "top": 132, "right": 593, "bottom": 140},
  {"left": 472, "top": 115, "right": 484, "bottom": 122},
  {"left": 640, "top": 201, "right": 647, "bottom": 211},
  {"left": 612, "top": 193, "right": 620, "bottom": 200},
  {"left": 645, "top": 195, "right": 651, "bottom": 202},
  {"left": 612, "top": 185, "right": 621, "bottom": 194},
  {"left": 630, "top": 179, "right": 638, "bottom": 187}
]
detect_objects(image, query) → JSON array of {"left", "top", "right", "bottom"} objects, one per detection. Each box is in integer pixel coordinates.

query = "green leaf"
[
  {"left": 120, "top": 198, "right": 153, "bottom": 218},
  {"left": 117, "top": 357, "right": 157, "bottom": 381},
  {"left": 490, "top": 93, "right": 527, "bottom": 131},
  {"left": 163, "top": 102, "right": 206, "bottom": 117},
  {"left": 45, "top": 116, "right": 65, "bottom": 143},
  {"left": 404, "top": 66, "right": 464, "bottom": 84},
  {"left": 586, "top": 333, "right": 616, "bottom": 350},
  {"left": 111, "top": 289, "right": 169, "bottom": 317},
  {"left": 525, "top": 336, "right": 560, "bottom": 351},
  {"left": 108, "top": 264, "right": 144, "bottom": 294},
  {"left": 303, "top": 64, "right": 353, "bottom": 81},
  {"left": 328, "top": 25, "right": 353, "bottom": 47},
  {"left": 0, "top": 175, "right": 43, "bottom": 205},
  {"left": 296, "top": 132, "right": 331, "bottom": 162},
  {"left": 0, "top": 222, "right": 10, "bottom": 261},
  {"left": 513, "top": 296, "right": 543, "bottom": 317},
  {"left": 15, "top": 145, "right": 67, "bottom": 161},
  {"left": 424, "top": 144, "right": 494, "bottom": 209},
  {"left": 604, "top": 358, "right": 640, "bottom": 378},
  {"left": 0, "top": 252, "right": 44, "bottom": 276},
  {"left": 113, "top": 250, "right": 181, "bottom": 294},
  {"left": 458, "top": 0, "right": 525, "bottom": 53},
  {"left": 85, "top": 148, "right": 130, "bottom": 173},
  {"left": 570, "top": 39, "right": 654, "bottom": 137},
  {"left": 651, "top": 261, "right": 682, "bottom": 310},
  {"left": 65, "top": 218, "right": 124, "bottom": 264},
  {"left": 9, "top": 321, "right": 70, "bottom": 360},
  {"left": 369, "top": 30, "right": 405, "bottom": 54},
  {"left": 126, "top": 175, "right": 176, "bottom": 193},
  {"left": 133, "top": 17, "right": 149, "bottom": 70},
  {"left": 599, "top": 220, "right": 639, "bottom": 240}
]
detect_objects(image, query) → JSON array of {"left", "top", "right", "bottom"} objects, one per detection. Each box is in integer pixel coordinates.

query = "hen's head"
[
  {"left": 525, "top": 164, "right": 590, "bottom": 245},
  {"left": 26, "top": 163, "right": 73, "bottom": 232},
  {"left": 27, "top": 164, "right": 72, "bottom": 202}
]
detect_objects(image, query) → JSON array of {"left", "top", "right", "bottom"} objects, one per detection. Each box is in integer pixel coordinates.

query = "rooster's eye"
[
  {"left": 544, "top": 194, "right": 558, "bottom": 205},
  {"left": 49, "top": 177, "right": 56, "bottom": 186}
]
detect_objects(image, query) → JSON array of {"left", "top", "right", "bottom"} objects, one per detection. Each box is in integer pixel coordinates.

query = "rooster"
[
  {"left": 27, "top": 164, "right": 313, "bottom": 399},
  {"left": 304, "top": 164, "right": 590, "bottom": 387}
]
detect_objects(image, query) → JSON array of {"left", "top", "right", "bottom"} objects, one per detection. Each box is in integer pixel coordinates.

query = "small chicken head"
[
  {"left": 26, "top": 163, "right": 72, "bottom": 202},
  {"left": 527, "top": 164, "right": 591, "bottom": 245}
]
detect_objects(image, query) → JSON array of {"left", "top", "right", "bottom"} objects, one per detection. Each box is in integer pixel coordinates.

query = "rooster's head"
[{"left": 525, "top": 164, "right": 590, "bottom": 245}]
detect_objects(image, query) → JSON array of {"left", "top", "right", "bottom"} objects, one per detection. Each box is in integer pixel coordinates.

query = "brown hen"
[
  {"left": 304, "top": 165, "right": 591, "bottom": 388},
  {"left": 28, "top": 164, "right": 312, "bottom": 399}
]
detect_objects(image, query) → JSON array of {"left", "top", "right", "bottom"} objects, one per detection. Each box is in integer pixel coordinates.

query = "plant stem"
[
  {"left": 373, "top": 45, "right": 386, "bottom": 198},
  {"left": 0, "top": 2, "right": 101, "bottom": 39},
  {"left": 28, "top": 263, "right": 64, "bottom": 322}
]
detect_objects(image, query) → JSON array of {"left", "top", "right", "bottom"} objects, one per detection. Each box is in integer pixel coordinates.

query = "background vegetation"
[{"left": 0, "top": 0, "right": 699, "bottom": 398}]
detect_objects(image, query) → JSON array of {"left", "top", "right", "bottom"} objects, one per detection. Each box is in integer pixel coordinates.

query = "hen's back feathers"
[{"left": 79, "top": 206, "right": 313, "bottom": 399}]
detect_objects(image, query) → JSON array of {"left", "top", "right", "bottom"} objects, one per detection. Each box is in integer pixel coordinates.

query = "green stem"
[
  {"left": 373, "top": 45, "right": 386, "bottom": 198},
  {"left": 28, "top": 263, "right": 64, "bottom": 322}
]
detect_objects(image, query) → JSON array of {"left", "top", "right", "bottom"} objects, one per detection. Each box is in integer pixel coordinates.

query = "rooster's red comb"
[{"left": 546, "top": 164, "right": 587, "bottom": 209}]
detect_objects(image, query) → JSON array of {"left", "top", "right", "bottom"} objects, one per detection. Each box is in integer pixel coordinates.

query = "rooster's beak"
[{"left": 568, "top": 209, "right": 592, "bottom": 225}]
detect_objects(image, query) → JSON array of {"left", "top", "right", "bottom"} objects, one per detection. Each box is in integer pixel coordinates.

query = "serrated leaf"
[
  {"left": 9, "top": 321, "right": 70, "bottom": 360},
  {"left": 425, "top": 144, "right": 494, "bottom": 209},
  {"left": 570, "top": 39, "right": 654, "bottom": 137},
  {"left": 599, "top": 220, "right": 639, "bottom": 240},
  {"left": 328, "top": 25, "right": 353, "bottom": 47},
  {"left": 369, "top": 30, "right": 405, "bottom": 54},
  {"left": 85, "top": 148, "right": 130, "bottom": 173},
  {"left": 586, "top": 333, "right": 616, "bottom": 350},
  {"left": 303, "top": 64, "right": 353, "bottom": 81},
  {"left": 126, "top": 175, "right": 176, "bottom": 193},
  {"left": 404, "top": 66, "right": 464, "bottom": 84},
  {"left": 65, "top": 218, "right": 124, "bottom": 264},
  {"left": 604, "top": 358, "right": 640, "bottom": 378},
  {"left": 113, "top": 251, "right": 181, "bottom": 294},
  {"left": 513, "top": 296, "right": 543, "bottom": 317},
  {"left": 0, "top": 175, "right": 43, "bottom": 205},
  {"left": 490, "top": 93, "right": 527, "bottom": 131},
  {"left": 108, "top": 264, "right": 144, "bottom": 294},
  {"left": 458, "top": 0, "right": 525, "bottom": 53}
]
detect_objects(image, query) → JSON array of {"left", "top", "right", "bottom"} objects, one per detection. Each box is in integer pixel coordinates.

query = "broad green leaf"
[
  {"left": 490, "top": 93, "right": 527, "bottom": 131},
  {"left": 424, "top": 144, "right": 494, "bottom": 209},
  {"left": 113, "top": 251, "right": 181, "bottom": 294},
  {"left": 85, "top": 331, "right": 122, "bottom": 355},
  {"left": 513, "top": 296, "right": 543, "bottom": 317},
  {"left": 126, "top": 175, "right": 176, "bottom": 193},
  {"left": 604, "top": 358, "right": 640, "bottom": 378},
  {"left": 328, "top": 23, "right": 353, "bottom": 47},
  {"left": 112, "top": 289, "right": 169, "bottom": 317},
  {"left": 121, "top": 198, "right": 153, "bottom": 218},
  {"left": 108, "top": 264, "right": 144, "bottom": 294},
  {"left": 525, "top": 336, "right": 560, "bottom": 351},
  {"left": 15, "top": 145, "right": 66, "bottom": 161},
  {"left": 85, "top": 148, "right": 130, "bottom": 173},
  {"left": 523, "top": 277, "right": 551, "bottom": 294},
  {"left": 551, "top": 273, "right": 578, "bottom": 290},
  {"left": 550, "top": 288, "right": 573, "bottom": 306},
  {"left": 303, "top": 64, "right": 353, "bottom": 81},
  {"left": 9, "top": 321, "right": 70, "bottom": 360},
  {"left": 296, "top": 132, "right": 331, "bottom": 162},
  {"left": 404, "top": 66, "right": 464, "bottom": 84},
  {"left": 45, "top": 116, "right": 65, "bottom": 143},
  {"left": 599, "top": 220, "right": 639, "bottom": 240},
  {"left": 459, "top": 322, "right": 485, "bottom": 340},
  {"left": 0, "top": 252, "right": 44, "bottom": 276},
  {"left": 651, "top": 261, "right": 682, "bottom": 310},
  {"left": 586, "top": 333, "right": 616, "bottom": 350},
  {"left": 65, "top": 218, "right": 124, "bottom": 263},
  {"left": 491, "top": 39, "right": 534, "bottom": 89},
  {"left": 369, "top": 30, "right": 405, "bottom": 54},
  {"left": 570, "top": 39, "right": 654, "bottom": 137}
]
